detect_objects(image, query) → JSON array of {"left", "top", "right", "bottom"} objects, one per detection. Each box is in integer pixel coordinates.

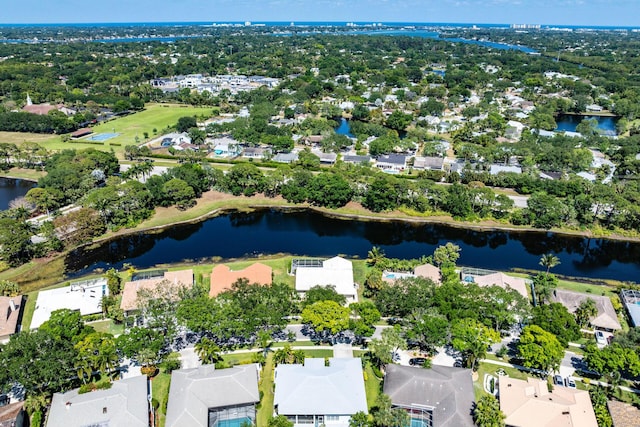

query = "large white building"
[
  {"left": 294, "top": 256, "right": 358, "bottom": 303},
  {"left": 31, "top": 278, "right": 108, "bottom": 329},
  {"left": 274, "top": 358, "right": 367, "bottom": 427}
]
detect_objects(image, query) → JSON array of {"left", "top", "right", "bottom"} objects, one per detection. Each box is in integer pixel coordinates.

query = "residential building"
[
  {"left": 0, "top": 296, "right": 23, "bottom": 342},
  {"left": 551, "top": 289, "right": 621, "bottom": 331},
  {"left": 383, "top": 364, "right": 475, "bottom": 427},
  {"left": 499, "top": 377, "right": 597, "bottom": 427},
  {"left": 165, "top": 364, "right": 260, "bottom": 427},
  {"left": 620, "top": 289, "right": 640, "bottom": 327},
  {"left": 120, "top": 269, "right": 193, "bottom": 316},
  {"left": 414, "top": 263, "right": 442, "bottom": 285},
  {"left": 607, "top": 400, "right": 640, "bottom": 427},
  {"left": 489, "top": 164, "right": 522, "bottom": 175},
  {"left": 462, "top": 269, "right": 529, "bottom": 300},
  {"left": 273, "top": 152, "right": 299, "bottom": 163},
  {"left": 31, "top": 278, "right": 108, "bottom": 329},
  {"left": 342, "top": 155, "right": 371, "bottom": 165},
  {"left": 413, "top": 156, "right": 444, "bottom": 171},
  {"left": 0, "top": 401, "right": 25, "bottom": 427},
  {"left": 294, "top": 257, "right": 358, "bottom": 303},
  {"left": 312, "top": 150, "right": 337, "bottom": 165},
  {"left": 375, "top": 154, "right": 408, "bottom": 172},
  {"left": 209, "top": 263, "right": 273, "bottom": 297},
  {"left": 46, "top": 376, "right": 149, "bottom": 427},
  {"left": 242, "top": 147, "right": 272, "bottom": 160},
  {"left": 274, "top": 358, "right": 367, "bottom": 427}
]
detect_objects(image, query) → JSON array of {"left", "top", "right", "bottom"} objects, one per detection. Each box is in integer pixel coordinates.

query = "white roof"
[
  {"left": 274, "top": 358, "right": 367, "bottom": 416},
  {"left": 295, "top": 256, "right": 356, "bottom": 298},
  {"left": 31, "top": 279, "right": 108, "bottom": 329},
  {"left": 46, "top": 376, "right": 148, "bottom": 427}
]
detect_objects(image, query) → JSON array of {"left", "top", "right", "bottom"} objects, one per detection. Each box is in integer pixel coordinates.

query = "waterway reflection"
[{"left": 66, "top": 209, "right": 640, "bottom": 282}]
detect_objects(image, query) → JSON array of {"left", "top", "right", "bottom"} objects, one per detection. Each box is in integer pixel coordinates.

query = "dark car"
[
  {"left": 409, "top": 357, "right": 427, "bottom": 366},
  {"left": 553, "top": 375, "right": 564, "bottom": 386}
]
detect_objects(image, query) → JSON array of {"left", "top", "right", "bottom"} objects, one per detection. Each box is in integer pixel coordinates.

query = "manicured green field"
[{"left": 2, "top": 104, "right": 215, "bottom": 158}]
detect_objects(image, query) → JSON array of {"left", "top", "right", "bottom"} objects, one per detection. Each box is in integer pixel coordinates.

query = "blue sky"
[{"left": 1, "top": 0, "right": 638, "bottom": 26}]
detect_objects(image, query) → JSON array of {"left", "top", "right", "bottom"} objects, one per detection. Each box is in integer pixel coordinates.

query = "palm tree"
[
  {"left": 195, "top": 337, "right": 223, "bottom": 365},
  {"left": 539, "top": 253, "right": 560, "bottom": 274},
  {"left": 473, "top": 395, "right": 506, "bottom": 427},
  {"left": 273, "top": 344, "right": 304, "bottom": 365},
  {"left": 366, "top": 246, "right": 386, "bottom": 267},
  {"left": 257, "top": 330, "right": 273, "bottom": 358}
]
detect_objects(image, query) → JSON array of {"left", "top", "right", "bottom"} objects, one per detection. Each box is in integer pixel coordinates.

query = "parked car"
[
  {"left": 553, "top": 375, "right": 564, "bottom": 386},
  {"left": 564, "top": 377, "right": 576, "bottom": 388},
  {"left": 409, "top": 357, "right": 427, "bottom": 366},
  {"left": 595, "top": 330, "right": 607, "bottom": 345}
]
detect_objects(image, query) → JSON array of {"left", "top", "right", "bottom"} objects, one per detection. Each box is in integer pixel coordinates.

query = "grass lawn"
[
  {"left": 302, "top": 349, "right": 334, "bottom": 358},
  {"left": 151, "top": 372, "right": 172, "bottom": 427},
  {"left": 474, "top": 361, "right": 530, "bottom": 401},
  {"left": 0, "top": 131, "right": 58, "bottom": 145},
  {"left": 222, "top": 351, "right": 259, "bottom": 366},
  {"left": 87, "top": 319, "right": 125, "bottom": 336},
  {"left": 88, "top": 104, "right": 214, "bottom": 155},
  {"left": 0, "top": 167, "right": 46, "bottom": 181},
  {"left": 364, "top": 363, "right": 382, "bottom": 409},
  {"left": 257, "top": 355, "right": 275, "bottom": 427}
]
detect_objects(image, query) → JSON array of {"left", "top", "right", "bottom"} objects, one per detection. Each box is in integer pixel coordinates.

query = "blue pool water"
[
  {"left": 216, "top": 417, "right": 252, "bottom": 427},
  {"left": 87, "top": 132, "right": 120, "bottom": 141},
  {"left": 411, "top": 418, "right": 428, "bottom": 427}
]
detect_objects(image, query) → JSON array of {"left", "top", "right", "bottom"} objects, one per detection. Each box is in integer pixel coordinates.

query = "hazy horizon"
[{"left": 1, "top": 0, "right": 637, "bottom": 27}]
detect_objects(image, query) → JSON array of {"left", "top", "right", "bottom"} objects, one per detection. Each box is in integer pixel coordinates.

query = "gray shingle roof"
[
  {"left": 552, "top": 289, "right": 621, "bottom": 330},
  {"left": 46, "top": 376, "right": 148, "bottom": 427},
  {"left": 274, "top": 358, "right": 367, "bottom": 416},
  {"left": 383, "top": 364, "right": 475, "bottom": 427},
  {"left": 165, "top": 364, "right": 260, "bottom": 427}
]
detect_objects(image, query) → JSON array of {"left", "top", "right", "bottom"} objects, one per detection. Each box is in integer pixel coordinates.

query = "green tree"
[
  {"left": 0, "top": 279, "right": 19, "bottom": 296},
  {"left": 74, "top": 332, "right": 119, "bottom": 382},
  {"left": 473, "top": 395, "right": 506, "bottom": 427},
  {"left": 301, "top": 300, "right": 350, "bottom": 337},
  {"left": 194, "top": 337, "right": 223, "bottom": 365},
  {"left": 368, "top": 325, "right": 407, "bottom": 366},
  {"left": 349, "top": 411, "right": 370, "bottom": 427},
  {"left": 104, "top": 268, "right": 122, "bottom": 295},
  {"left": 575, "top": 298, "right": 598, "bottom": 328},
  {"left": 349, "top": 301, "right": 381, "bottom": 337},
  {"left": 539, "top": 253, "right": 561, "bottom": 274},
  {"left": 366, "top": 246, "right": 386, "bottom": 267},
  {"left": 371, "top": 394, "right": 410, "bottom": 427},
  {"left": 39, "top": 308, "right": 93, "bottom": 343},
  {"left": 517, "top": 325, "right": 564, "bottom": 374},
  {"left": 433, "top": 242, "right": 461, "bottom": 266},
  {"left": 273, "top": 344, "right": 305, "bottom": 365},
  {"left": 531, "top": 303, "right": 580, "bottom": 347},
  {"left": 385, "top": 110, "right": 413, "bottom": 131},
  {"left": 451, "top": 318, "right": 500, "bottom": 371},
  {"left": 267, "top": 415, "right": 294, "bottom": 427},
  {"left": 163, "top": 178, "right": 196, "bottom": 210},
  {"left": 302, "top": 285, "right": 346, "bottom": 307},
  {"left": 176, "top": 116, "right": 197, "bottom": 133},
  {"left": 405, "top": 308, "right": 450, "bottom": 355}
]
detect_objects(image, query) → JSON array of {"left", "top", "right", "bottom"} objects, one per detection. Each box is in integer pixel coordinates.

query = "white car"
[
  {"left": 595, "top": 330, "right": 607, "bottom": 345},
  {"left": 564, "top": 377, "right": 576, "bottom": 389}
]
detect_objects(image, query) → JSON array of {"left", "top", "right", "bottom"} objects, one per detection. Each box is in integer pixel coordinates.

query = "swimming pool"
[
  {"left": 214, "top": 417, "right": 253, "bottom": 427},
  {"left": 86, "top": 132, "right": 120, "bottom": 142},
  {"left": 410, "top": 418, "right": 429, "bottom": 427}
]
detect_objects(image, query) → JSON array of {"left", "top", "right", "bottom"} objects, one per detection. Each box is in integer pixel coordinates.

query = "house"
[
  {"left": 31, "top": 278, "right": 108, "bottom": 329},
  {"left": 462, "top": 270, "right": 529, "bottom": 300},
  {"left": 273, "top": 152, "right": 299, "bottom": 163},
  {"left": 120, "top": 269, "right": 193, "bottom": 316},
  {"left": 209, "top": 263, "right": 272, "bottom": 297},
  {"left": 165, "top": 364, "right": 260, "bottom": 427},
  {"left": 274, "top": 358, "right": 367, "bottom": 427},
  {"left": 342, "top": 154, "right": 371, "bottom": 165},
  {"left": 294, "top": 257, "right": 358, "bottom": 303},
  {"left": 312, "top": 150, "right": 338, "bottom": 165},
  {"left": 46, "top": 376, "right": 149, "bottom": 427},
  {"left": 0, "top": 295, "right": 23, "bottom": 342},
  {"left": 375, "top": 154, "right": 408, "bottom": 172},
  {"left": 383, "top": 364, "right": 475, "bottom": 427},
  {"left": 499, "top": 377, "right": 597, "bottom": 427},
  {"left": 620, "top": 289, "right": 640, "bottom": 327},
  {"left": 414, "top": 263, "right": 442, "bottom": 285},
  {"left": 551, "top": 289, "right": 621, "bottom": 331},
  {"left": 23, "top": 94, "right": 75, "bottom": 116},
  {"left": 413, "top": 156, "right": 444, "bottom": 171},
  {"left": 607, "top": 400, "right": 640, "bottom": 427},
  {"left": 0, "top": 401, "right": 26, "bottom": 427},
  {"left": 242, "top": 147, "right": 272, "bottom": 160}
]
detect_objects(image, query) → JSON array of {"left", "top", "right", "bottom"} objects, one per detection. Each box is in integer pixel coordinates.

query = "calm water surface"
[
  {"left": 0, "top": 177, "right": 36, "bottom": 210},
  {"left": 67, "top": 209, "right": 640, "bottom": 282}
]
